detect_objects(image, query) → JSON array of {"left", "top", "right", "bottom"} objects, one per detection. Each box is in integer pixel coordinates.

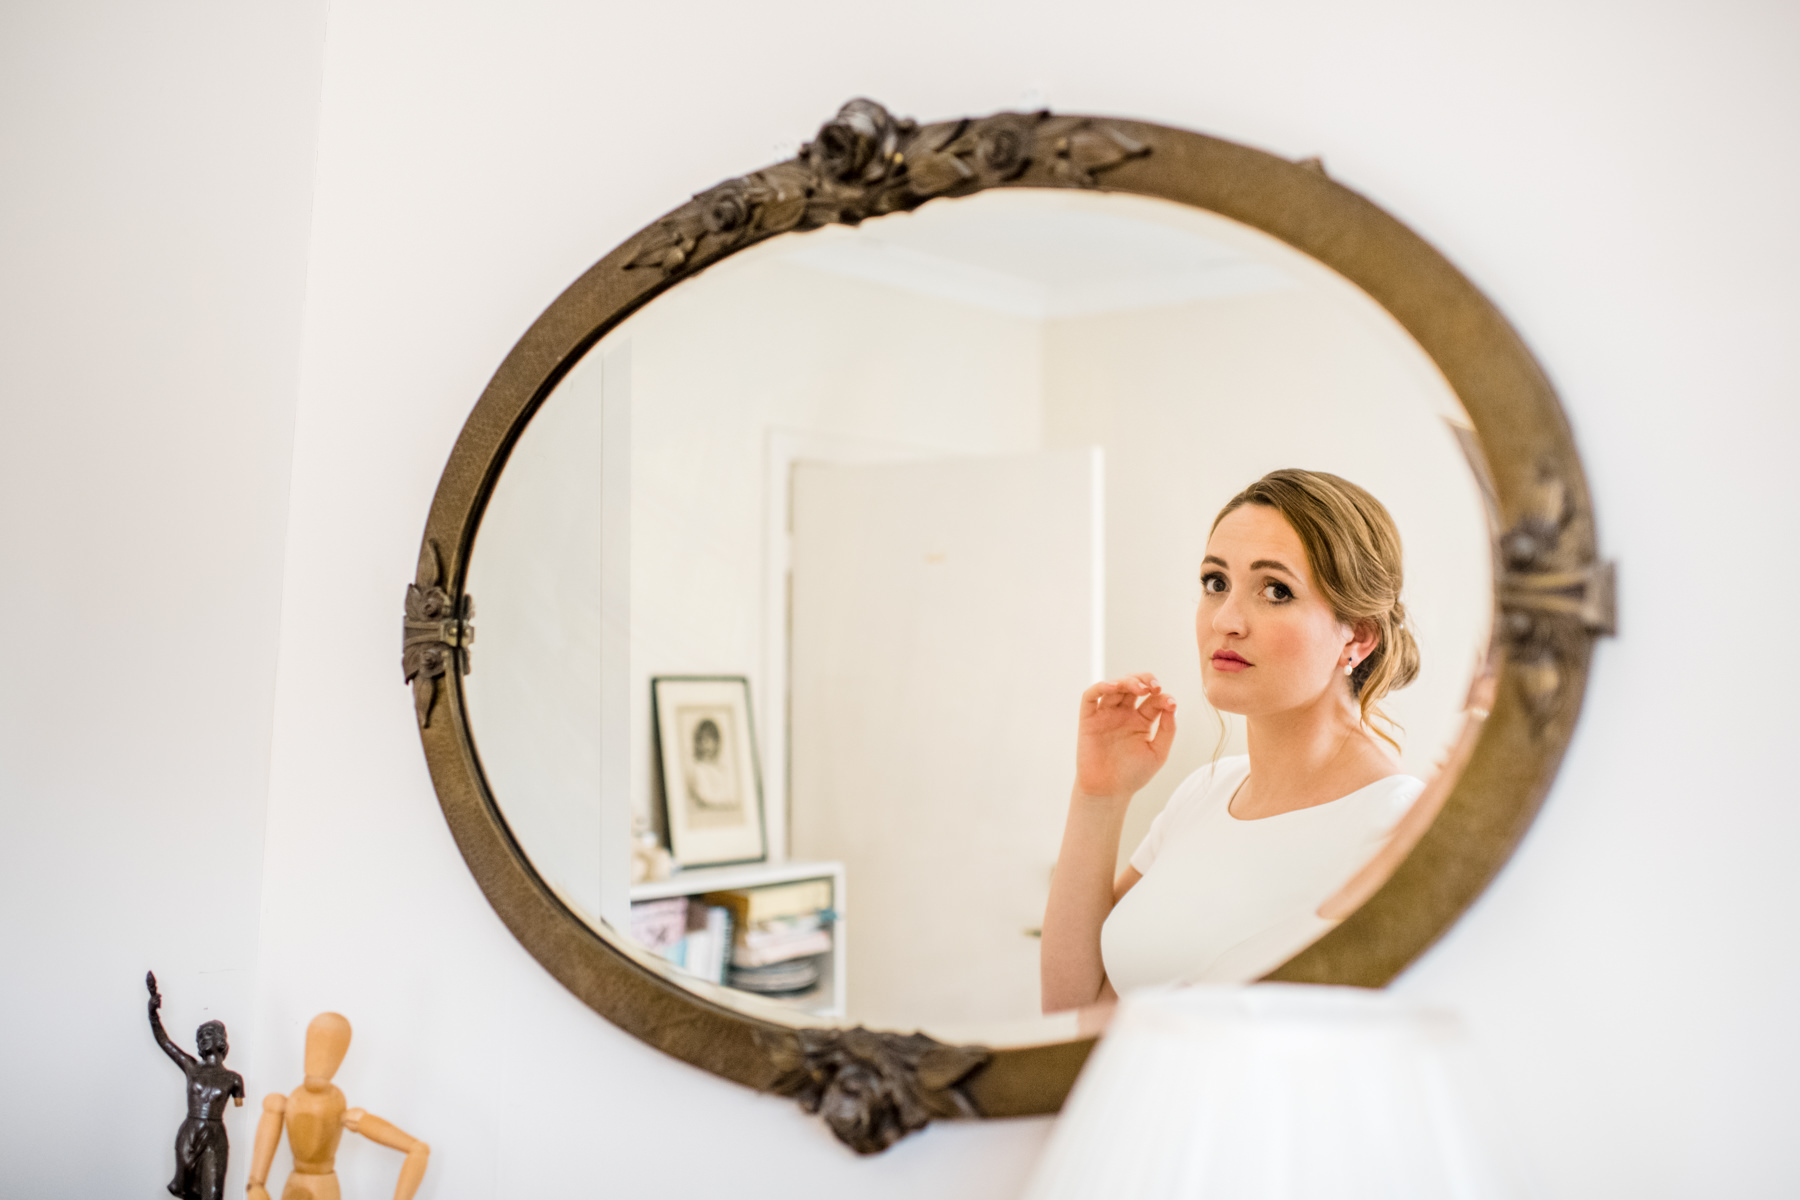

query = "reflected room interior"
[{"left": 462, "top": 187, "right": 1494, "bottom": 1047}]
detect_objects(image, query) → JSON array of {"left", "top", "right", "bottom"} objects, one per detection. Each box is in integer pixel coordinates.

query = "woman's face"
[{"left": 1197, "top": 504, "right": 1364, "bottom": 718}]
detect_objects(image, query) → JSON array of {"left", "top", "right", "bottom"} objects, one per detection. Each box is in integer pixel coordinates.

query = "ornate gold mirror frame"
[{"left": 404, "top": 100, "right": 1614, "bottom": 1153}]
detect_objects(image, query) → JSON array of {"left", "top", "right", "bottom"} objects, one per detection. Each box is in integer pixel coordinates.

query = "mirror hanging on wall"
[{"left": 461, "top": 186, "right": 1497, "bottom": 1047}]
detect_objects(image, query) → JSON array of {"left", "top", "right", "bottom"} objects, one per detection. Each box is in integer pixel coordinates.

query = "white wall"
[
  {"left": 0, "top": 1, "right": 325, "bottom": 1193},
  {"left": 623, "top": 249, "right": 1045, "bottom": 841},
  {"left": 8, "top": 0, "right": 1800, "bottom": 1196},
  {"left": 789, "top": 451, "right": 1099, "bottom": 1034}
]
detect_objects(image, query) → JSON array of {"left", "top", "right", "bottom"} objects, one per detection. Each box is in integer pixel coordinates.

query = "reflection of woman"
[
  {"left": 1041, "top": 469, "right": 1424, "bottom": 1015},
  {"left": 685, "top": 717, "right": 737, "bottom": 811}
]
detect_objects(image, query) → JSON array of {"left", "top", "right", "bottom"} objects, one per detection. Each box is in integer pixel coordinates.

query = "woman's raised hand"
[{"left": 1074, "top": 673, "right": 1176, "bottom": 801}]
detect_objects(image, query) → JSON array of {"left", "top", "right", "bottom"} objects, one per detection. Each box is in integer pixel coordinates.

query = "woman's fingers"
[
  {"left": 1080, "top": 680, "right": 1117, "bottom": 708},
  {"left": 1083, "top": 688, "right": 1177, "bottom": 745},
  {"left": 1139, "top": 689, "right": 1174, "bottom": 715},
  {"left": 1149, "top": 695, "right": 1178, "bottom": 757},
  {"left": 1109, "top": 673, "right": 1159, "bottom": 703},
  {"left": 1081, "top": 675, "right": 1162, "bottom": 711}
]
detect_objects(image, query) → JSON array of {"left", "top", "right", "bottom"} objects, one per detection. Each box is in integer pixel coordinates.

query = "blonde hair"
[{"left": 1212, "top": 469, "right": 1420, "bottom": 747}]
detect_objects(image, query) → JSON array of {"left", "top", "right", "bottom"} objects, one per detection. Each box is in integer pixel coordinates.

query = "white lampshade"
[{"left": 1023, "top": 985, "right": 1517, "bottom": 1200}]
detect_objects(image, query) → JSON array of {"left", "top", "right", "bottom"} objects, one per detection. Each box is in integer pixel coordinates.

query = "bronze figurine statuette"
[{"left": 147, "top": 971, "right": 244, "bottom": 1200}]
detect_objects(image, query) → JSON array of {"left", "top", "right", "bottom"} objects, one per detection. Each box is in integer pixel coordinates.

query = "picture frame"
[{"left": 651, "top": 676, "right": 767, "bottom": 868}]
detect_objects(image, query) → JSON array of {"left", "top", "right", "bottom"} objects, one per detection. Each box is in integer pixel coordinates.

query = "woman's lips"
[{"left": 1211, "top": 650, "right": 1251, "bottom": 674}]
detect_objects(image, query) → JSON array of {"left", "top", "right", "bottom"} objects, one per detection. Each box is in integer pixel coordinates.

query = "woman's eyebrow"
[
  {"left": 1202, "top": 555, "right": 1228, "bottom": 568},
  {"left": 1249, "top": 559, "right": 1296, "bottom": 575}
]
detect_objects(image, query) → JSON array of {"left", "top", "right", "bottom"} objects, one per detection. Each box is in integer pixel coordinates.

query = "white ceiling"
[{"left": 780, "top": 196, "right": 1295, "bottom": 319}]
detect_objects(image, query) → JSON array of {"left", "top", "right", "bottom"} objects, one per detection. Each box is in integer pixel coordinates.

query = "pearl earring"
[{"left": 1344, "top": 654, "right": 1355, "bottom": 678}]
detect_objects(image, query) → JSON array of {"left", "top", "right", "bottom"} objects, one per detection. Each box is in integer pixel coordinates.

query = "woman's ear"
[{"left": 1349, "top": 620, "right": 1380, "bottom": 663}]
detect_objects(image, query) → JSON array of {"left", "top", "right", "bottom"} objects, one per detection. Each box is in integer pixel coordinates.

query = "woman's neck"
[{"left": 1235, "top": 693, "right": 1398, "bottom": 819}]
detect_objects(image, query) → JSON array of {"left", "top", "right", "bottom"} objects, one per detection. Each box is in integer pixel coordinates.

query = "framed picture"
[{"left": 651, "top": 676, "right": 767, "bottom": 869}]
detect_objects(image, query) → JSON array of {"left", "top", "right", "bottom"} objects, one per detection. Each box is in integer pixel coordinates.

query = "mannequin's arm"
[
  {"left": 246, "top": 1093, "right": 286, "bottom": 1200},
  {"left": 345, "top": 1107, "right": 431, "bottom": 1200}
]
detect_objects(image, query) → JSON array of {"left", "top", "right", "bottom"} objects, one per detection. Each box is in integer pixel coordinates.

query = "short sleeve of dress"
[
  {"left": 1386, "top": 776, "right": 1425, "bottom": 824},
  {"left": 1127, "top": 762, "right": 1224, "bottom": 876}
]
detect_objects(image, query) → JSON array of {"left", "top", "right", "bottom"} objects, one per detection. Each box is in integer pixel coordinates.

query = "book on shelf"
[
  {"left": 636, "top": 876, "right": 837, "bottom": 999},
  {"left": 701, "top": 880, "right": 837, "bottom": 995},
  {"left": 628, "top": 897, "right": 687, "bottom": 953},
  {"left": 626, "top": 897, "right": 734, "bottom": 987},
  {"left": 700, "top": 878, "right": 832, "bottom": 926},
  {"left": 733, "top": 926, "right": 832, "bottom": 968},
  {"left": 683, "top": 903, "right": 732, "bottom": 985}
]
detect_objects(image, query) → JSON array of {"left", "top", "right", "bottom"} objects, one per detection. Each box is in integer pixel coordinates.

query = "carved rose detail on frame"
[
  {"left": 809, "top": 97, "right": 908, "bottom": 185},
  {"left": 402, "top": 541, "right": 475, "bottom": 729},
  {"left": 1496, "top": 467, "right": 1615, "bottom": 729},
  {"left": 625, "top": 99, "right": 1151, "bottom": 282},
  {"left": 975, "top": 113, "right": 1038, "bottom": 178},
  {"left": 699, "top": 180, "right": 753, "bottom": 235},
  {"left": 756, "top": 1025, "right": 990, "bottom": 1154}
]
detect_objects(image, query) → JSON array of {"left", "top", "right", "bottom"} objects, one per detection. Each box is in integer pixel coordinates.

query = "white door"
[{"left": 789, "top": 449, "right": 1102, "bottom": 1031}]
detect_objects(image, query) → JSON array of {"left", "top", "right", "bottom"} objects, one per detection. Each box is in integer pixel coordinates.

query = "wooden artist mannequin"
[{"left": 246, "top": 1013, "right": 429, "bottom": 1200}]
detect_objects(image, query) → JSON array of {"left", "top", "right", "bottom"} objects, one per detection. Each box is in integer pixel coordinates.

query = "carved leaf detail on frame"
[
  {"left": 625, "top": 100, "right": 1151, "bottom": 283},
  {"left": 1496, "top": 465, "right": 1615, "bottom": 730},
  {"left": 1049, "top": 122, "right": 1150, "bottom": 186},
  {"left": 402, "top": 540, "right": 475, "bottom": 729},
  {"left": 755, "top": 1025, "right": 990, "bottom": 1154}
]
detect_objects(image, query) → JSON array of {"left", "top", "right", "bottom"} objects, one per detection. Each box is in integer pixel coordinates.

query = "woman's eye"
[
  {"left": 1201, "top": 572, "right": 1227, "bottom": 595},
  {"left": 1260, "top": 581, "right": 1293, "bottom": 602}
]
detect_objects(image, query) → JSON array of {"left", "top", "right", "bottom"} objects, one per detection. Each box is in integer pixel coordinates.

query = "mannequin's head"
[{"left": 303, "top": 1012, "right": 352, "bottom": 1089}]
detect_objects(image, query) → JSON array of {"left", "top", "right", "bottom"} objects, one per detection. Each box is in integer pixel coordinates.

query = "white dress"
[{"left": 1101, "top": 755, "right": 1422, "bottom": 991}]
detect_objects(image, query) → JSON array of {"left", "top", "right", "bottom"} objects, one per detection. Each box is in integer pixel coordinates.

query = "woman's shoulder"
[
  {"left": 1167, "top": 755, "right": 1251, "bottom": 811},
  {"left": 1337, "top": 739, "right": 1423, "bottom": 814},
  {"left": 1370, "top": 771, "right": 1424, "bottom": 799},
  {"left": 1353, "top": 772, "right": 1426, "bottom": 822}
]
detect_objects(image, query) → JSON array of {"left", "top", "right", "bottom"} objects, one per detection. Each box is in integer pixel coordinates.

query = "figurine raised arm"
[
  {"left": 147, "top": 971, "right": 244, "bottom": 1200},
  {"left": 245, "top": 1012, "right": 429, "bottom": 1200}
]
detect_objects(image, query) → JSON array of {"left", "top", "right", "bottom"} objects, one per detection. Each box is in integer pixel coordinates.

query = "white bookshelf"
[
  {"left": 630, "top": 858, "right": 841, "bottom": 902},
  {"left": 630, "top": 859, "right": 847, "bottom": 1019}
]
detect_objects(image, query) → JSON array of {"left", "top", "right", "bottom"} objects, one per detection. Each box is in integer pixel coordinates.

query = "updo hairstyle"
[{"left": 1212, "top": 469, "right": 1420, "bottom": 742}]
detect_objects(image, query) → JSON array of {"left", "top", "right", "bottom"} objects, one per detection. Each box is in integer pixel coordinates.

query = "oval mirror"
[{"left": 404, "top": 101, "right": 1612, "bottom": 1153}]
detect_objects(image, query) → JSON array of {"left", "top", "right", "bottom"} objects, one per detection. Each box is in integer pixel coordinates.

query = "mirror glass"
[{"left": 463, "top": 188, "right": 1494, "bottom": 1046}]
